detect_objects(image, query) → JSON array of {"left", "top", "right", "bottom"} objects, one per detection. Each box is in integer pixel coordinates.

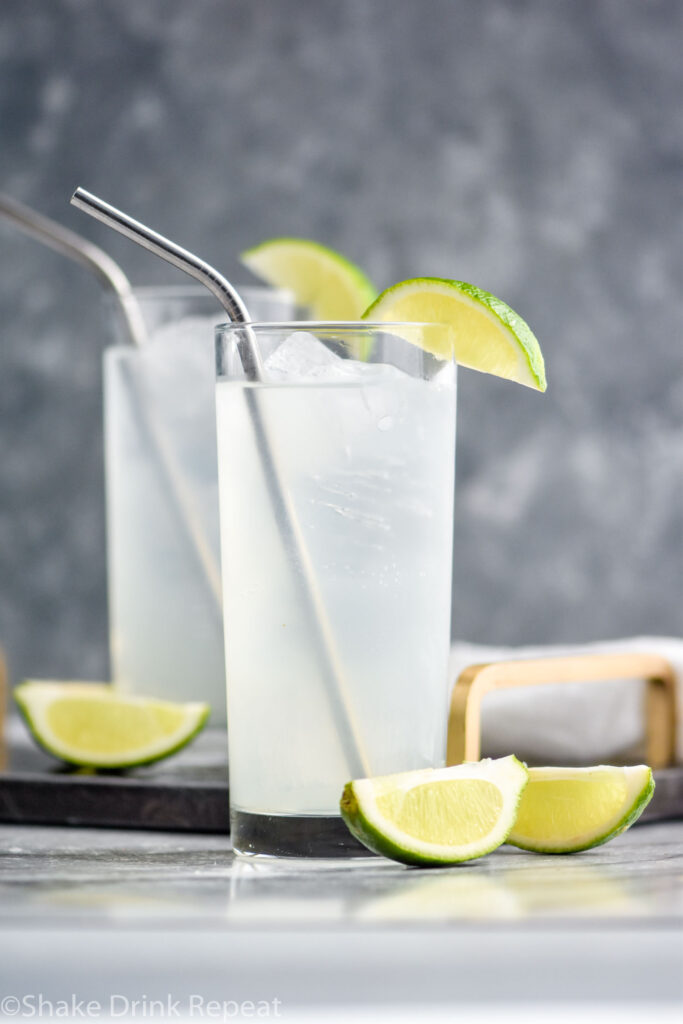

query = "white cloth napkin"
[{"left": 449, "top": 636, "right": 683, "bottom": 765}]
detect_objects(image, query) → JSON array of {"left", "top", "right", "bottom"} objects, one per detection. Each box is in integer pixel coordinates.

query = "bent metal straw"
[
  {"left": 0, "top": 192, "right": 223, "bottom": 612},
  {"left": 71, "top": 188, "right": 370, "bottom": 778},
  {"left": 0, "top": 192, "right": 146, "bottom": 346}
]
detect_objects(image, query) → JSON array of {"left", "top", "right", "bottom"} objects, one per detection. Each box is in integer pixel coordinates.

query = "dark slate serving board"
[
  {"left": 0, "top": 718, "right": 681, "bottom": 833},
  {"left": 0, "top": 719, "right": 230, "bottom": 833}
]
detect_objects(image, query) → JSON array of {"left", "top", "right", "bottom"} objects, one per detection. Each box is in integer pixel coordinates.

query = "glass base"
[{"left": 231, "top": 809, "right": 373, "bottom": 859}]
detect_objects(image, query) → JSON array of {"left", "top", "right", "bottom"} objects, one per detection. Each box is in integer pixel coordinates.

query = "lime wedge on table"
[
  {"left": 507, "top": 765, "right": 654, "bottom": 853},
  {"left": 241, "top": 238, "right": 376, "bottom": 320},
  {"left": 340, "top": 756, "right": 528, "bottom": 866},
  {"left": 363, "top": 277, "right": 546, "bottom": 390},
  {"left": 14, "top": 681, "right": 209, "bottom": 769}
]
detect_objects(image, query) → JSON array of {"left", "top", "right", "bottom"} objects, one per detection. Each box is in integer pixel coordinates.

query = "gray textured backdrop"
[{"left": 1, "top": 0, "right": 681, "bottom": 686}]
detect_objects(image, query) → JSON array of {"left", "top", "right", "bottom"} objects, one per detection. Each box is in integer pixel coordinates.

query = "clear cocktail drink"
[
  {"left": 215, "top": 323, "right": 456, "bottom": 855},
  {"left": 104, "top": 286, "right": 293, "bottom": 724}
]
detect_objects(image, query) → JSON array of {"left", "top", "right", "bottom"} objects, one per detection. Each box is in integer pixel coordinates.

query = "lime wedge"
[
  {"left": 362, "top": 277, "right": 546, "bottom": 390},
  {"left": 340, "top": 756, "right": 528, "bottom": 866},
  {"left": 507, "top": 765, "right": 654, "bottom": 853},
  {"left": 14, "top": 681, "right": 209, "bottom": 769},
  {"left": 240, "top": 238, "right": 375, "bottom": 320}
]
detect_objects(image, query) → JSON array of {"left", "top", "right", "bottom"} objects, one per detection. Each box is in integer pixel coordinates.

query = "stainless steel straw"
[
  {"left": 0, "top": 192, "right": 223, "bottom": 611},
  {"left": 71, "top": 187, "right": 370, "bottom": 779},
  {"left": 0, "top": 193, "right": 147, "bottom": 347}
]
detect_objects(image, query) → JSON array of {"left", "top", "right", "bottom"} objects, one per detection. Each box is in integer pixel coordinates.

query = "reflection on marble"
[{"left": 0, "top": 820, "right": 680, "bottom": 927}]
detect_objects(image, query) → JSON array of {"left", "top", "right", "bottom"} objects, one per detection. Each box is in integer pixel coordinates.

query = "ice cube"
[
  {"left": 264, "top": 331, "right": 345, "bottom": 382},
  {"left": 264, "top": 330, "right": 409, "bottom": 385},
  {"left": 142, "top": 315, "right": 215, "bottom": 377}
]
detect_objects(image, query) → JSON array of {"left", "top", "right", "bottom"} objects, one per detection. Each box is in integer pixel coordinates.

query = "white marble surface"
[
  {"left": 0, "top": 821, "right": 681, "bottom": 1012},
  {"left": 0, "top": 819, "right": 681, "bottom": 928}
]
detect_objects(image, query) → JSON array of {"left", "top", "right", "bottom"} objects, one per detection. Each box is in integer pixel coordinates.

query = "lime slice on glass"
[
  {"left": 507, "top": 765, "right": 654, "bottom": 853},
  {"left": 340, "top": 755, "right": 528, "bottom": 866},
  {"left": 241, "top": 238, "right": 375, "bottom": 320},
  {"left": 362, "top": 277, "right": 546, "bottom": 390},
  {"left": 14, "top": 681, "right": 209, "bottom": 769}
]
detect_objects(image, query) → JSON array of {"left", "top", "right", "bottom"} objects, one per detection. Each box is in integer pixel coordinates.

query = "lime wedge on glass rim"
[
  {"left": 507, "top": 764, "right": 654, "bottom": 853},
  {"left": 14, "top": 681, "right": 209, "bottom": 769},
  {"left": 340, "top": 755, "right": 528, "bottom": 866},
  {"left": 363, "top": 277, "right": 546, "bottom": 390},
  {"left": 240, "top": 238, "right": 376, "bottom": 320}
]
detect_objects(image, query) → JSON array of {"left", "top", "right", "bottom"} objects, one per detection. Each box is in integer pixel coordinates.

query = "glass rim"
[
  {"left": 130, "top": 284, "right": 294, "bottom": 302},
  {"left": 216, "top": 320, "right": 449, "bottom": 332}
]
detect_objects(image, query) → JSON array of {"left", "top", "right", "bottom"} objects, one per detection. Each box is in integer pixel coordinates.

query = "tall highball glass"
[
  {"left": 215, "top": 321, "right": 456, "bottom": 856},
  {"left": 104, "top": 286, "right": 293, "bottom": 725}
]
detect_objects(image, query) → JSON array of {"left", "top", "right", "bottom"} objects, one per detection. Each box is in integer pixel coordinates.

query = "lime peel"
[{"left": 14, "top": 681, "right": 210, "bottom": 769}]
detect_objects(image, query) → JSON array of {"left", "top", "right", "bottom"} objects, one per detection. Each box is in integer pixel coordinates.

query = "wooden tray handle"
[{"left": 447, "top": 652, "right": 678, "bottom": 770}]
